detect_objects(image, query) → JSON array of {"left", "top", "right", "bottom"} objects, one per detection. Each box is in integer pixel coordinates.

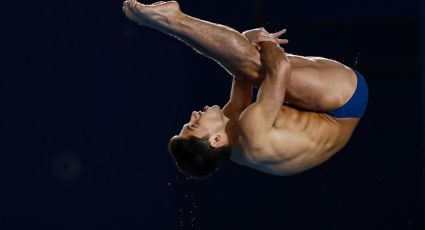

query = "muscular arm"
[
  {"left": 240, "top": 42, "right": 291, "bottom": 144},
  {"left": 222, "top": 78, "right": 253, "bottom": 121},
  {"left": 255, "top": 43, "right": 291, "bottom": 127}
]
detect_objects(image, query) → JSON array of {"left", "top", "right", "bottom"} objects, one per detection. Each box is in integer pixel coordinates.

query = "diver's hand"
[
  {"left": 242, "top": 27, "right": 288, "bottom": 50},
  {"left": 259, "top": 41, "right": 290, "bottom": 74}
]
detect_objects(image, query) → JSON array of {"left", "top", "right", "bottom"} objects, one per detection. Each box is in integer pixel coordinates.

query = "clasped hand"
[{"left": 242, "top": 27, "right": 288, "bottom": 51}]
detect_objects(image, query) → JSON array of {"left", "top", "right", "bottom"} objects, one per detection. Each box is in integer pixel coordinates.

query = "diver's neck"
[{"left": 224, "top": 119, "right": 240, "bottom": 148}]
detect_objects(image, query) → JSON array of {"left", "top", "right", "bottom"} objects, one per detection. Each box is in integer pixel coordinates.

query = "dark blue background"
[{"left": 2, "top": 0, "right": 423, "bottom": 229}]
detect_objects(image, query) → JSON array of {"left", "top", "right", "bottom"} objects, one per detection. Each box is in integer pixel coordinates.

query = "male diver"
[{"left": 122, "top": 0, "right": 368, "bottom": 179}]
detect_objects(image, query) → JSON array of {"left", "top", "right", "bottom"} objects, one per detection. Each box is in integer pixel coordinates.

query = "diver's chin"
[
  {"left": 221, "top": 110, "right": 229, "bottom": 122},
  {"left": 212, "top": 105, "right": 221, "bottom": 110}
]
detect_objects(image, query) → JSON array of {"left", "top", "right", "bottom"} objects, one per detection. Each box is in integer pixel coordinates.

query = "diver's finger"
[
  {"left": 276, "top": 39, "right": 289, "bottom": 44},
  {"left": 272, "top": 28, "right": 287, "bottom": 38}
]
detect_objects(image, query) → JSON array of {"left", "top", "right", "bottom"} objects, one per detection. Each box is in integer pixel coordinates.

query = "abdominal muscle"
[{"left": 231, "top": 106, "right": 359, "bottom": 176}]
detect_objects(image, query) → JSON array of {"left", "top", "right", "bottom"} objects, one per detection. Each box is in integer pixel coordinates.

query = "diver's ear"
[{"left": 209, "top": 134, "right": 224, "bottom": 148}]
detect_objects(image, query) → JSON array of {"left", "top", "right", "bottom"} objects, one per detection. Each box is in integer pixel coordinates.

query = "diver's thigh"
[{"left": 285, "top": 65, "right": 357, "bottom": 112}]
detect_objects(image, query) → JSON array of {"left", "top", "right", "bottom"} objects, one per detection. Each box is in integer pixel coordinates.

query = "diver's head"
[{"left": 168, "top": 105, "right": 231, "bottom": 180}]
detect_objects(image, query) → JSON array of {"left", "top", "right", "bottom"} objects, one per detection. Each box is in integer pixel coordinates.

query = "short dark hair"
[{"left": 168, "top": 135, "right": 231, "bottom": 180}]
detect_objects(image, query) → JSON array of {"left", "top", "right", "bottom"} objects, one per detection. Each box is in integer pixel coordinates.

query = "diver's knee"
[{"left": 237, "top": 48, "right": 261, "bottom": 81}]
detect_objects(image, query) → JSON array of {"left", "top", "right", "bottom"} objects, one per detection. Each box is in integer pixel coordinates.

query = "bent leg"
[
  {"left": 122, "top": 1, "right": 261, "bottom": 81},
  {"left": 122, "top": 1, "right": 357, "bottom": 113},
  {"left": 284, "top": 54, "right": 358, "bottom": 112}
]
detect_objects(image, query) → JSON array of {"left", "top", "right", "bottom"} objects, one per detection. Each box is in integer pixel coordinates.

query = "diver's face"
[{"left": 179, "top": 105, "right": 225, "bottom": 138}]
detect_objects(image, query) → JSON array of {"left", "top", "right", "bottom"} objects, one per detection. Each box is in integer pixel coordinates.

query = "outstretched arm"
[{"left": 123, "top": 1, "right": 264, "bottom": 82}]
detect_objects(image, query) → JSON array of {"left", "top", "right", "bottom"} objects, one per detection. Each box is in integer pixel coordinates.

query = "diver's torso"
[{"left": 231, "top": 105, "right": 359, "bottom": 176}]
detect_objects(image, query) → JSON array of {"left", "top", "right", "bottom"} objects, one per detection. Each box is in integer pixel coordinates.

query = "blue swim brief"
[{"left": 327, "top": 70, "right": 369, "bottom": 118}]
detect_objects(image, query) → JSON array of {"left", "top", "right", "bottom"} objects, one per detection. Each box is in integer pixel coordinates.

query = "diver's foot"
[{"left": 122, "top": 0, "right": 182, "bottom": 28}]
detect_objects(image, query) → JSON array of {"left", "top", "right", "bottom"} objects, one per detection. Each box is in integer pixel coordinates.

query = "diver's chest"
[
  {"left": 274, "top": 110, "right": 338, "bottom": 139},
  {"left": 273, "top": 108, "right": 310, "bottom": 128}
]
